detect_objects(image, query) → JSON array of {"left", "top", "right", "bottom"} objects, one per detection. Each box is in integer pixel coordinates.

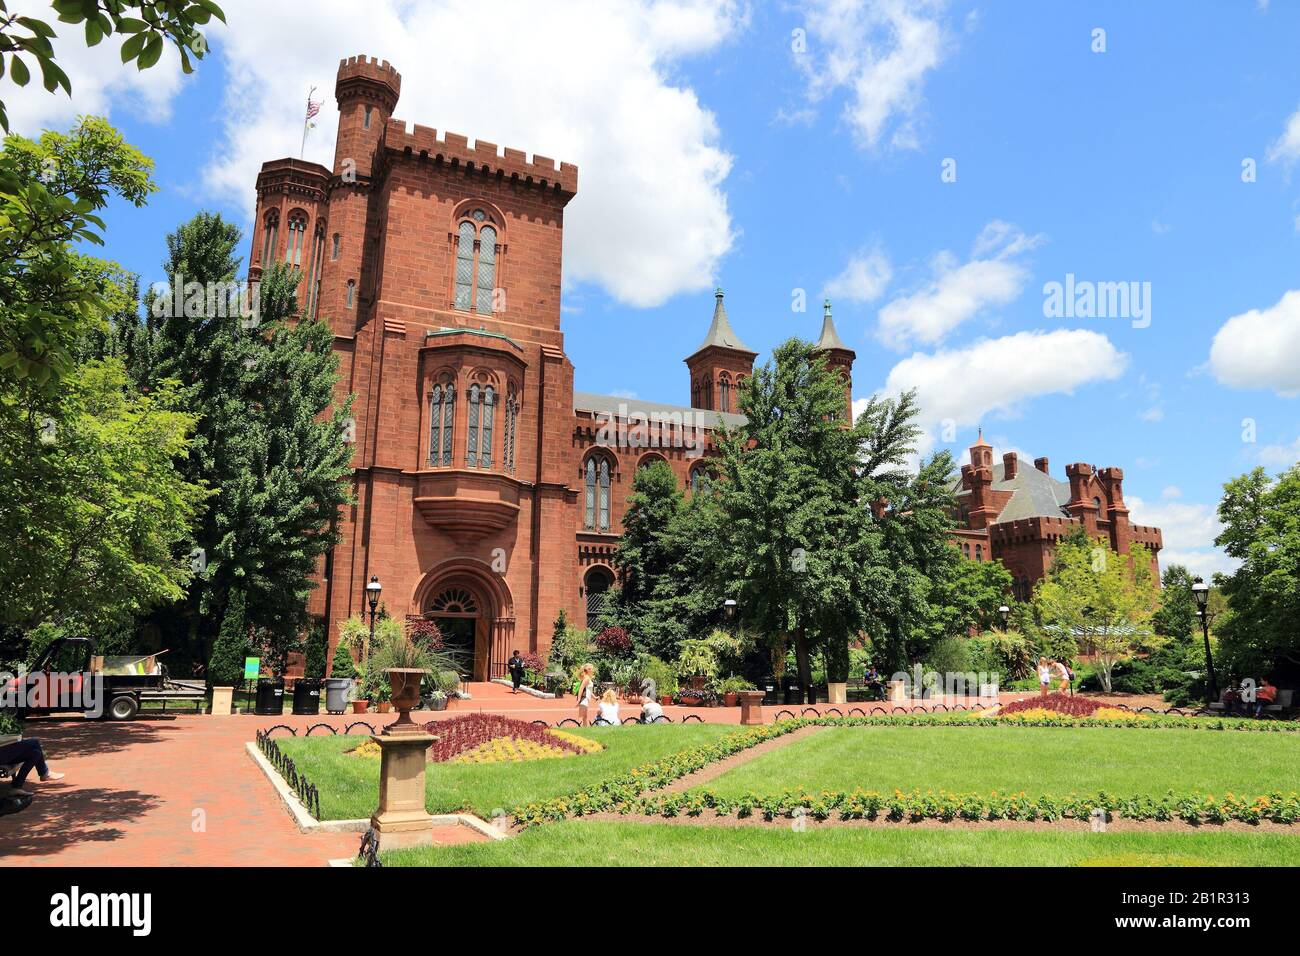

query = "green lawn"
[
  {"left": 699, "top": 726, "right": 1300, "bottom": 798},
  {"left": 278, "top": 723, "right": 735, "bottom": 819},
  {"left": 379, "top": 820, "right": 1300, "bottom": 867}
]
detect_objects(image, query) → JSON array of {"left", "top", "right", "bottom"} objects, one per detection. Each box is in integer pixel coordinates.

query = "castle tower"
[
  {"left": 814, "top": 299, "right": 855, "bottom": 421},
  {"left": 964, "top": 430, "right": 999, "bottom": 529},
  {"left": 684, "top": 288, "right": 757, "bottom": 413}
]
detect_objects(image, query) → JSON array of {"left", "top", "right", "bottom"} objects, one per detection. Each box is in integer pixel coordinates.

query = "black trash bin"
[
  {"left": 782, "top": 675, "right": 802, "bottom": 705},
  {"left": 760, "top": 674, "right": 779, "bottom": 706},
  {"left": 254, "top": 677, "right": 285, "bottom": 716},
  {"left": 292, "top": 678, "right": 321, "bottom": 715}
]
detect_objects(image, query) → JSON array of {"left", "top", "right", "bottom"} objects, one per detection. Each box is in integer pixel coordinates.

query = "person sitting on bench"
[
  {"left": 1254, "top": 679, "right": 1278, "bottom": 717},
  {"left": 0, "top": 737, "right": 65, "bottom": 796}
]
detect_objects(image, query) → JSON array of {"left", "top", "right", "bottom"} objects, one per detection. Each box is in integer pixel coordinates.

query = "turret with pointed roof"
[
  {"left": 684, "top": 288, "right": 757, "bottom": 412},
  {"left": 813, "top": 299, "right": 855, "bottom": 421}
]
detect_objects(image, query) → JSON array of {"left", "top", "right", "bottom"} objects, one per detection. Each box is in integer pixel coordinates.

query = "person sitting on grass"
[
  {"left": 0, "top": 736, "right": 65, "bottom": 797},
  {"left": 596, "top": 688, "right": 620, "bottom": 726},
  {"left": 640, "top": 696, "right": 664, "bottom": 723}
]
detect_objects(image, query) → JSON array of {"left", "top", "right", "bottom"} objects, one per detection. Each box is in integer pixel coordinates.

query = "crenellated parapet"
[{"left": 382, "top": 120, "right": 578, "bottom": 197}]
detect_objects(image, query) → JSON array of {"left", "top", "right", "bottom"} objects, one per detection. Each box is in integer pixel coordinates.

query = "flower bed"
[
  {"left": 423, "top": 713, "right": 591, "bottom": 762},
  {"left": 630, "top": 787, "right": 1300, "bottom": 826},
  {"left": 1001, "top": 693, "right": 1101, "bottom": 717}
]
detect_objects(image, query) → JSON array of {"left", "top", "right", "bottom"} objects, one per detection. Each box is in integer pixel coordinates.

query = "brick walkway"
[{"left": 0, "top": 681, "right": 1067, "bottom": 867}]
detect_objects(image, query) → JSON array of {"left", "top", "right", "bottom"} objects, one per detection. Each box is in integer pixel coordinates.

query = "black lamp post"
[
  {"left": 364, "top": 575, "right": 382, "bottom": 665},
  {"left": 1192, "top": 576, "right": 1217, "bottom": 705},
  {"left": 997, "top": 605, "right": 1010, "bottom": 630},
  {"left": 723, "top": 598, "right": 737, "bottom": 624}
]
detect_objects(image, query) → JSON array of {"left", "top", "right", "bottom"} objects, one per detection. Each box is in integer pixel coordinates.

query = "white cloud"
[
  {"left": 1208, "top": 289, "right": 1300, "bottom": 396},
  {"left": 2, "top": 0, "right": 186, "bottom": 133},
  {"left": 1126, "top": 496, "right": 1236, "bottom": 581},
  {"left": 1267, "top": 103, "right": 1300, "bottom": 166},
  {"left": 876, "top": 220, "right": 1044, "bottom": 348},
  {"left": 1161, "top": 485, "right": 1182, "bottom": 500},
  {"left": 200, "top": 0, "right": 742, "bottom": 308},
  {"left": 823, "top": 244, "right": 892, "bottom": 304},
  {"left": 868, "top": 328, "right": 1127, "bottom": 457},
  {"left": 794, "top": 0, "right": 949, "bottom": 150},
  {"left": 1256, "top": 436, "right": 1300, "bottom": 469}
]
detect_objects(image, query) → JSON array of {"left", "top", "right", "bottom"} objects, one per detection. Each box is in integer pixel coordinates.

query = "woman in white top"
[
  {"left": 1054, "top": 659, "right": 1072, "bottom": 693},
  {"left": 1037, "top": 657, "right": 1052, "bottom": 697},
  {"left": 596, "top": 688, "right": 620, "bottom": 726},
  {"left": 575, "top": 663, "right": 596, "bottom": 726}
]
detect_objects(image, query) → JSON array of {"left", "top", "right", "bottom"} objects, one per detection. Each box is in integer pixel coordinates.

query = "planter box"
[{"left": 210, "top": 686, "right": 233, "bottom": 717}]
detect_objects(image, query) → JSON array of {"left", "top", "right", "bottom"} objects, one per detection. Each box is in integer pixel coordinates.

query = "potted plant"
[
  {"left": 673, "top": 638, "right": 719, "bottom": 694},
  {"left": 426, "top": 689, "right": 449, "bottom": 712},
  {"left": 718, "top": 675, "right": 755, "bottom": 707},
  {"left": 370, "top": 617, "right": 462, "bottom": 732}
]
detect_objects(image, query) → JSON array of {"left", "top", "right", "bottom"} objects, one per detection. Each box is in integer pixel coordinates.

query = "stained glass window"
[
  {"left": 476, "top": 226, "right": 496, "bottom": 314},
  {"left": 466, "top": 384, "right": 480, "bottom": 467},
  {"left": 440, "top": 384, "right": 454, "bottom": 465},
  {"left": 480, "top": 386, "right": 495, "bottom": 469}
]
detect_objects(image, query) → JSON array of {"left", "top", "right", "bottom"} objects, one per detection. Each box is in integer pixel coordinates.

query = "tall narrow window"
[
  {"left": 719, "top": 375, "right": 731, "bottom": 413},
  {"left": 364, "top": 105, "right": 373, "bottom": 130},
  {"left": 452, "top": 210, "right": 502, "bottom": 314},
  {"left": 439, "top": 383, "right": 455, "bottom": 465},
  {"left": 480, "top": 386, "right": 495, "bottom": 469},
  {"left": 428, "top": 384, "right": 446, "bottom": 466},
  {"left": 476, "top": 226, "right": 496, "bottom": 313},
  {"left": 454, "top": 221, "right": 475, "bottom": 311},
  {"left": 260, "top": 213, "right": 279, "bottom": 267},
  {"left": 345, "top": 280, "right": 356, "bottom": 309},
  {"left": 306, "top": 229, "right": 325, "bottom": 319},
  {"left": 466, "top": 383, "right": 481, "bottom": 467},
  {"left": 331, "top": 233, "right": 340, "bottom": 260},
  {"left": 285, "top": 213, "right": 307, "bottom": 267},
  {"left": 504, "top": 388, "right": 518, "bottom": 473},
  {"left": 585, "top": 457, "right": 612, "bottom": 531}
]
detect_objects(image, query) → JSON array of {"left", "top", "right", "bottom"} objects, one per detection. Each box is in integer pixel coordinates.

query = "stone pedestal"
[
  {"left": 738, "top": 690, "right": 766, "bottom": 725},
  {"left": 210, "top": 686, "right": 233, "bottom": 716},
  {"left": 888, "top": 679, "right": 907, "bottom": 703},
  {"left": 827, "top": 681, "right": 847, "bottom": 705},
  {"left": 369, "top": 733, "right": 436, "bottom": 850}
]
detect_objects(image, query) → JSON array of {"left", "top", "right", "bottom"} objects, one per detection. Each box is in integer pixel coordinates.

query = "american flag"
[{"left": 305, "top": 97, "right": 321, "bottom": 120}]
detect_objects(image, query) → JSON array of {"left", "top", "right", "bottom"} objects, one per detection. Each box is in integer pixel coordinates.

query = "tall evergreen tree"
[{"left": 146, "top": 214, "right": 354, "bottom": 664}]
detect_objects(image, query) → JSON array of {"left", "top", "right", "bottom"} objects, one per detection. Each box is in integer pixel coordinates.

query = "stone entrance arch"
[{"left": 412, "top": 561, "right": 515, "bottom": 682}]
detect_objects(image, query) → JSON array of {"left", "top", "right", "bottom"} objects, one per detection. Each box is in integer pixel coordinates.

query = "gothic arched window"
[
  {"left": 453, "top": 209, "right": 501, "bottom": 314},
  {"left": 689, "top": 464, "right": 708, "bottom": 496},
  {"left": 503, "top": 387, "right": 519, "bottom": 474},
  {"left": 719, "top": 374, "right": 731, "bottom": 413},
  {"left": 465, "top": 382, "right": 496, "bottom": 468},
  {"left": 306, "top": 228, "right": 325, "bottom": 319},
  {"left": 480, "top": 385, "right": 495, "bottom": 469},
  {"left": 285, "top": 211, "right": 307, "bottom": 267},
  {"left": 345, "top": 280, "right": 356, "bottom": 309},
  {"left": 584, "top": 455, "right": 612, "bottom": 531},
  {"left": 331, "top": 233, "right": 340, "bottom": 260},
  {"left": 260, "top": 211, "right": 279, "bottom": 267},
  {"left": 428, "top": 381, "right": 455, "bottom": 466}
]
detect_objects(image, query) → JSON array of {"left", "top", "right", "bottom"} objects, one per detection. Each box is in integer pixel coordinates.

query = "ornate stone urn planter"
[{"left": 385, "top": 668, "right": 430, "bottom": 735}]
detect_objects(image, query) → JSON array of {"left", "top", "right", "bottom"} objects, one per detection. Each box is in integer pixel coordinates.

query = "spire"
[
  {"left": 815, "top": 298, "right": 848, "bottom": 351},
  {"left": 973, "top": 426, "right": 989, "bottom": 447},
  {"left": 692, "top": 287, "right": 752, "bottom": 353}
]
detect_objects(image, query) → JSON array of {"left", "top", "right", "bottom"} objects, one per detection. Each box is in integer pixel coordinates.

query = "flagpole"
[{"left": 301, "top": 85, "right": 316, "bottom": 159}]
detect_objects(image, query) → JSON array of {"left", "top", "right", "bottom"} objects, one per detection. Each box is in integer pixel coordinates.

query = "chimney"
[
  {"left": 1003, "top": 452, "right": 1018, "bottom": 480},
  {"left": 1034, "top": 456, "right": 1050, "bottom": 474}
]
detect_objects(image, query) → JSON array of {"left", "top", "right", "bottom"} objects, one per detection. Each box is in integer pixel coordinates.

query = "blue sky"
[{"left": 8, "top": 0, "right": 1300, "bottom": 577}]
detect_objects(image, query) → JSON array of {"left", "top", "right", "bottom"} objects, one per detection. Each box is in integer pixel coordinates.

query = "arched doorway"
[
  {"left": 584, "top": 566, "right": 614, "bottom": 626},
  {"left": 414, "top": 563, "right": 516, "bottom": 682}
]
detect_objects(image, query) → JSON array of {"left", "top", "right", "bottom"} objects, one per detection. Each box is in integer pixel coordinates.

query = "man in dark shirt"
[{"left": 507, "top": 650, "right": 526, "bottom": 694}]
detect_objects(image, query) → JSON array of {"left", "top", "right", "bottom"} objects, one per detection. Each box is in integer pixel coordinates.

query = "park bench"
[{"left": 1209, "top": 688, "right": 1293, "bottom": 716}]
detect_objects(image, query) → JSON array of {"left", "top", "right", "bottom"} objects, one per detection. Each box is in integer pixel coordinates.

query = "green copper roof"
[
  {"left": 815, "top": 299, "right": 850, "bottom": 351},
  {"left": 425, "top": 326, "right": 524, "bottom": 352},
  {"left": 691, "top": 288, "right": 753, "bottom": 355}
]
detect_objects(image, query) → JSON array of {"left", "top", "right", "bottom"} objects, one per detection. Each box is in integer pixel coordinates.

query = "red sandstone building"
[
  {"left": 249, "top": 55, "right": 1160, "bottom": 677},
  {"left": 952, "top": 434, "right": 1163, "bottom": 601}
]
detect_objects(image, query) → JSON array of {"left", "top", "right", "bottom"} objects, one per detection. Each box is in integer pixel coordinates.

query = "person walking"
[
  {"left": 1037, "top": 657, "right": 1053, "bottom": 698},
  {"left": 1054, "top": 659, "right": 1073, "bottom": 694},
  {"left": 575, "top": 663, "right": 596, "bottom": 726},
  {"left": 507, "top": 650, "right": 526, "bottom": 694}
]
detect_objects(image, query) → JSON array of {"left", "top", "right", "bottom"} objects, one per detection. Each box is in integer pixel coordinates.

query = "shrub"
[
  {"left": 303, "top": 619, "right": 328, "bottom": 679},
  {"left": 674, "top": 638, "right": 720, "bottom": 679},
  {"left": 595, "top": 626, "right": 633, "bottom": 658},
  {"left": 329, "top": 645, "right": 358, "bottom": 680},
  {"left": 405, "top": 616, "right": 444, "bottom": 649},
  {"left": 208, "top": 590, "right": 250, "bottom": 688}
]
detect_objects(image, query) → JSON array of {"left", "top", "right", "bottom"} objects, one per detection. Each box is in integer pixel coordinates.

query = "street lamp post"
[
  {"left": 364, "top": 575, "right": 382, "bottom": 666},
  {"left": 997, "top": 605, "right": 1010, "bottom": 630},
  {"left": 1191, "top": 576, "right": 1217, "bottom": 706}
]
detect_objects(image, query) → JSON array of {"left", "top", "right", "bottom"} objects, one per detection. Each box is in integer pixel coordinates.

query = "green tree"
[
  {"left": 145, "top": 215, "right": 354, "bottom": 667},
  {"left": 0, "top": 116, "right": 154, "bottom": 391},
  {"left": 1152, "top": 563, "right": 1197, "bottom": 642},
  {"left": 0, "top": 0, "right": 225, "bottom": 132},
  {"left": 1033, "top": 531, "right": 1160, "bottom": 692},
  {"left": 0, "top": 357, "right": 205, "bottom": 638},
  {"left": 207, "top": 587, "right": 248, "bottom": 687},
  {"left": 710, "top": 339, "right": 876, "bottom": 691},
  {"left": 1213, "top": 465, "right": 1300, "bottom": 674}
]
